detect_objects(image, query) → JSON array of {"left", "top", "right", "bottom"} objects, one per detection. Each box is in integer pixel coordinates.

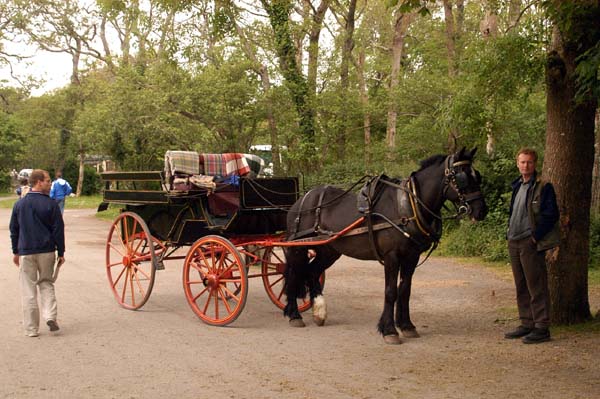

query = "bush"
[
  {"left": 0, "top": 169, "right": 12, "bottom": 193},
  {"left": 589, "top": 215, "right": 600, "bottom": 269},
  {"left": 439, "top": 209, "right": 509, "bottom": 262}
]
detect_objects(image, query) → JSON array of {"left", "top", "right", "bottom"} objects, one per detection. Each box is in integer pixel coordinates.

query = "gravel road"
[{"left": 1, "top": 208, "right": 598, "bottom": 399}]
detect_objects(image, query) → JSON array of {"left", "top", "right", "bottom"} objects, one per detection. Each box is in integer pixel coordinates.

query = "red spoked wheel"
[
  {"left": 106, "top": 212, "right": 159, "bottom": 310},
  {"left": 183, "top": 235, "right": 248, "bottom": 326},
  {"left": 261, "top": 248, "right": 325, "bottom": 313}
]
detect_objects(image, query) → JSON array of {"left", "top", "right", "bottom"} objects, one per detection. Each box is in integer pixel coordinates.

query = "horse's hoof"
[
  {"left": 289, "top": 318, "right": 306, "bottom": 328},
  {"left": 383, "top": 334, "right": 402, "bottom": 345},
  {"left": 401, "top": 329, "right": 420, "bottom": 338},
  {"left": 312, "top": 295, "right": 327, "bottom": 326}
]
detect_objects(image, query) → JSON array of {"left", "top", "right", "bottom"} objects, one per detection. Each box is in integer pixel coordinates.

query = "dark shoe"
[
  {"left": 504, "top": 325, "right": 533, "bottom": 339},
  {"left": 47, "top": 320, "right": 60, "bottom": 332},
  {"left": 522, "top": 328, "right": 551, "bottom": 344}
]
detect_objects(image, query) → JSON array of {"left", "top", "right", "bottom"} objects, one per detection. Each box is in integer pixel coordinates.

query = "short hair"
[
  {"left": 19, "top": 177, "right": 28, "bottom": 185},
  {"left": 55, "top": 170, "right": 62, "bottom": 178},
  {"left": 516, "top": 147, "right": 537, "bottom": 162},
  {"left": 29, "top": 169, "right": 49, "bottom": 186}
]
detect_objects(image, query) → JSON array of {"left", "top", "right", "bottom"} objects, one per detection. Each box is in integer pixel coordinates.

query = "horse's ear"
[
  {"left": 456, "top": 147, "right": 466, "bottom": 158},
  {"left": 469, "top": 147, "right": 478, "bottom": 158}
]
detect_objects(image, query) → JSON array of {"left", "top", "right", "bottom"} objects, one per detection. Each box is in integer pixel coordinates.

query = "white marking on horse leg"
[{"left": 312, "top": 295, "right": 327, "bottom": 326}]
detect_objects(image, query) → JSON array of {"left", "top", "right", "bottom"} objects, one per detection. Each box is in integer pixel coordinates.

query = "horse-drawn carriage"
[
  {"left": 99, "top": 151, "right": 323, "bottom": 325},
  {"left": 100, "top": 148, "right": 487, "bottom": 343}
]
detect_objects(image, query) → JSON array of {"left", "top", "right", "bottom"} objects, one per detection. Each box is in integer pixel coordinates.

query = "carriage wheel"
[
  {"left": 106, "top": 212, "right": 158, "bottom": 310},
  {"left": 183, "top": 235, "right": 248, "bottom": 326},
  {"left": 261, "top": 248, "right": 325, "bottom": 313}
]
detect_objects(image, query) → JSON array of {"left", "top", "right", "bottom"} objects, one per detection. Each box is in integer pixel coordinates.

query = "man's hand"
[
  {"left": 13, "top": 254, "right": 19, "bottom": 267},
  {"left": 57, "top": 256, "right": 65, "bottom": 267}
]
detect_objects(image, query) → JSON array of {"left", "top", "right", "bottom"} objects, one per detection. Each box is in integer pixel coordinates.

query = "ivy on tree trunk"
[{"left": 261, "top": 0, "right": 316, "bottom": 167}]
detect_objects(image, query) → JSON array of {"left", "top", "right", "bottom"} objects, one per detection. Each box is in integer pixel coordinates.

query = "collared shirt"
[{"left": 508, "top": 179, "right": 531, "bottom": 240}]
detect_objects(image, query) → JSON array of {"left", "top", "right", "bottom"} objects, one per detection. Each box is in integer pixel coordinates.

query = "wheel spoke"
[
  {"left": 267, "top": 274, "right": 284, "bottom": 289},
  {"left": 112, "top": 265, "right": 127, "bottom": 288},
  {"left": 132, "top": 264, "right": 151, "bottom": 281},
  {"left": 217, "top": 286, "right": 234, "bottom": 314},
  {"left": 115, "top": 225, "right": 128, "bottom": 255},
  {"left": 132, "top": 234, "right": 145, "bottom": 255},
  {"left": 131, "top": 269, "right": 146, "bottom": 299},
  {"left": 192, "top": 285, "right": 210, "bottom": 302},
  {"left": 129, "top": 266, "right": 136, "bottom": 307},
  {"left": 108, "top": 242, "right": 126, "bottom": 258}
]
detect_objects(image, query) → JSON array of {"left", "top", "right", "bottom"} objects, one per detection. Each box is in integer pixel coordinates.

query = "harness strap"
[{"left": 289, "top": 187, "right": 333, "bottom": 241}]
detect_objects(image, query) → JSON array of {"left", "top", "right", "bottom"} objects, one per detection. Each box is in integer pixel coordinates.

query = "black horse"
[{"left": 282, "top": 147, "right": 487, "bottom": 344}]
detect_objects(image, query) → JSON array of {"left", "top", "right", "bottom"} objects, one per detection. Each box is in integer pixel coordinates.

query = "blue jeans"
[{"left": 56, "top": 198, "right": 65, "bottom": 214}]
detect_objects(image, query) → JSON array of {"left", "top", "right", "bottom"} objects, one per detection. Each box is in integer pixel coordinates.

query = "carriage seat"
[{"left": 163, "top": 151, "right": 248, "bottom": 217}]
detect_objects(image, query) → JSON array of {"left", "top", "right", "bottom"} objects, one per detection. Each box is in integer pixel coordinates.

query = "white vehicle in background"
[
  {"left": 249, "top": 145, "right": 286, "bottom": 176},
  {"left": 18, "top": 169, "right": 33, "bottom": 180}
]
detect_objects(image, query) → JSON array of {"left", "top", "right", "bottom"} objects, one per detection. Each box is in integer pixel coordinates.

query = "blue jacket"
[
  {"left": 10, "top": 191, "right": 65, "bottom": 257},
  {"left": 50, "top": 178, "right": 72, "bottom": 200}
]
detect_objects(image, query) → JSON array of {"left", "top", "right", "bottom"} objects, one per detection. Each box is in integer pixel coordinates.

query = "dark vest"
[{"left": 528, "top": 177, "right": 560, "bottom": 251}]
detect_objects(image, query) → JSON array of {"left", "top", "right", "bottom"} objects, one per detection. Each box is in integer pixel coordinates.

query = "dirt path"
[{"left": 1, "top": 208, "right": 598, "bottom": 399}]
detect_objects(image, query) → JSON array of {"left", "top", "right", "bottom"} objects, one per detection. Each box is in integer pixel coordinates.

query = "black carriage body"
[{"left": 99, "top": 171, "right": 298, "bottom": 245}]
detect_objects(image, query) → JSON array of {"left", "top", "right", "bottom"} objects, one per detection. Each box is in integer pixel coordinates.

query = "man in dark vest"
[{"left": 505, "top": 148, "right": 560, "bottom": 344}]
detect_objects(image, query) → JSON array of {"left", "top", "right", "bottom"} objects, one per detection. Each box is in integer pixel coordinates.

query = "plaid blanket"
[
  {"left": 165, "top": 151, "right": 200, "bottom": 179},
  {"left": 200, "top": 153, "right": 251, "bottom": 177}
]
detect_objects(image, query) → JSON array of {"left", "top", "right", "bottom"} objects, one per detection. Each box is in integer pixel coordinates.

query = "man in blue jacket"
[
  {"left": 505, "top": 148, "right": 560, "bottom": 344},
  {"left": 10, "top": 169, "right": 65, "bottom": 337},
  {"left": 49, "top": 171, "right": 72, "bottom": 214}
]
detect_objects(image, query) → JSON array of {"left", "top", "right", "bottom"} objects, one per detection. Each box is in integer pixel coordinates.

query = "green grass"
[
  {"left": 552, "top": 316, "right": 600, "bottom": 335},
  {"left": 0, "top": 194, "right": 123, "bottom": 221},
  {"left": 1, "top": 195, "right": 107, "bottom": 209},
  {"left": 96, "top": 207, "right": 121, "bottom": 221},
  {"left": 589, "top": 268, "right": 600, "bottom": 285}
]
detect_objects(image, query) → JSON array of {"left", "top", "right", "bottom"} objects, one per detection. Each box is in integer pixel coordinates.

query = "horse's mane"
[{"left": 417, "top": 154, "right": 446, "bottom": 171}]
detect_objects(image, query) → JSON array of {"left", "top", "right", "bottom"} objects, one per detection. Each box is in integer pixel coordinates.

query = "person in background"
[
  {"left": 16, "top": 178, "right": 30, "bottom": 198},
  {"left": 49, "top": 171, "right": 73, "bottom": 214},
  {"left": 504, "top": 148, "right": 560, "bottom": 344},
  {"left": 9, "top": 169, "right": 65, "bottom": 337}
]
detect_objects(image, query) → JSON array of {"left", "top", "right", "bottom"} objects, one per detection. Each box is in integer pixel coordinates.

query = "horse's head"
[{"left": 444, "top": 147, "right": 488, "bottom": 221}]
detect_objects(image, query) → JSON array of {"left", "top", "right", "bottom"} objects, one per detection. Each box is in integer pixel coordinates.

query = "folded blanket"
[
  {"left": 201, "top": 153, "right": 250, "bottom": 177},
  {"left": 165, "top": 151, "right": 200, "bottom": 180}
]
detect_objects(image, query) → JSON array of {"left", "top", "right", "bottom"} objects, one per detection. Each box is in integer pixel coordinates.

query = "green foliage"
[
  {"left": 0, "top": 169, "right": 12, "bottom": 192},
  {"left": 59, "top": 161, "right": 102, "bottom": 196},
  {"left": 439, "top": 209, "right": 509, "bottom": 262},
  {"left": 588, "top": 215, "right": 600, "bottom": 270}
]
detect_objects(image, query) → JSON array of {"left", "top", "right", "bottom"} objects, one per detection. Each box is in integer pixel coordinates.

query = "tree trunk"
[
  {"left": 356, "top": 50, "right": 371, "bottom": 170},
  {"left": 508, "top": 0, "right": 521, "bottom": 27},
  {"left": 337, "top": 0, "right": 356, "bottom": 162},
  {"left": 386, "top": 12, "right": 412, "bottom": 156},
  {"left": 443, "top": 0, "right": 459, "bottom": 153},
  {"left": 77, "top": 147, "right": 85, "bottom": 197},
  {"left": 480, "top": 0, "right": 498, "bottom": 39},
  {"left": 443, "top": 0, "right": 457, "bottom": 78},
  {"left": 259, "top": 66, "right": 282, "bottom": 175},
  {"left": 543, "top": 5, "right": 600, "bottom": 323}
]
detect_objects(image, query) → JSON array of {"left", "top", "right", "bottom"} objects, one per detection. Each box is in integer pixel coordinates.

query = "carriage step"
[{"left": 154, "top": 260, "right": 165, "bottom": 270}]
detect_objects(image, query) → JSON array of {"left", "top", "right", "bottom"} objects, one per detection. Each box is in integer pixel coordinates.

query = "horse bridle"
[{"left": 443, "top": 156, "right": 484, "bottom": 217}]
